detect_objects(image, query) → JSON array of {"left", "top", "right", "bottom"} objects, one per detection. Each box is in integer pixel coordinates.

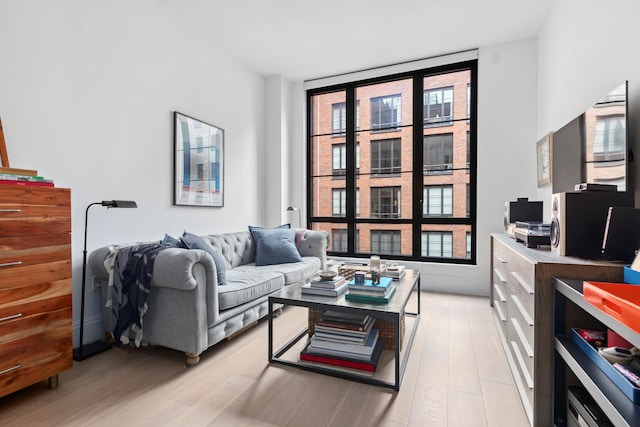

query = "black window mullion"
[
  {"left": 412, "top": 74, "right": 424, "bottom": 258},
  {"left": 345, "top": 86, "right": 357, "bottom": 253}
]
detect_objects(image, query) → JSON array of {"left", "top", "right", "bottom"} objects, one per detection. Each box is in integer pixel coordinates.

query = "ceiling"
[{"left": 159, "top": 0, "right": 553, "bottom": 82}]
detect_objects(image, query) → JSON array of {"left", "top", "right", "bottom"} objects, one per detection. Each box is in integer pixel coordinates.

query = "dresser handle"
[
  {"left": 0, "top": 313, "right": 23, "bottom": 323},
  {"left": 0, "top": 364, "right": 21, "bottom": 376},
  {"left": 0, "top": 261, "right": 22, "bottom": 268},
  {"left": 0, "top": 209, "right": 21, "bottom": 213}
]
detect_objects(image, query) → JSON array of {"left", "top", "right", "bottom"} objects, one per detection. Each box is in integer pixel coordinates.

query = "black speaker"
[
  {"left": 550, "top": 191, "right": 633, "bottom": 258},
  {"left": 601, "top": 207, "right": 640, "bottom": 263},
  {"left": 504, "top": 198, "right": 543, "bottom": 231}
]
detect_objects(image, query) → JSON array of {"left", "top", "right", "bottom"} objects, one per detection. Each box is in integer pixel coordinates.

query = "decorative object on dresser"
[
  {"left": 490, "top": 233, "right": 623, "bottom": 426},
  {"left": 74, "top": 200, "right": 138, "bottom": 362},
  {"left": 0, "top": 185, "right": 72, "bottom": 398}
]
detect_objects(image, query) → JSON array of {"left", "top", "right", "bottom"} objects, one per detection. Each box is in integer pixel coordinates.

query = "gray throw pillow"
[
  {"left": 181, "top": 231, "right": 227, "bottom": 285},
  {"left": 161, "top": 233, "right": 184, "bottom": 248},
  {"left": 249, "top": 227, "right": 302, "bottom": 266}
]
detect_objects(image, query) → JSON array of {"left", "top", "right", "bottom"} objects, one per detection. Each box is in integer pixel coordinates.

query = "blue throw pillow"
[
  {"left": 180, "top": 231, "right": 227, "bottom": 285},
  {"left": 249, "top": 227, "right": 302, "bottom": 266},
  {"left": 161, "top": 233, "right": 185, "bottom": 248}
]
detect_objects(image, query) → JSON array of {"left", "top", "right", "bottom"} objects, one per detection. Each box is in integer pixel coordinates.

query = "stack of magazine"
[
  {"left": 300, "top": 275, "right": 347, "bottom": 297},
  {"left": 384, "top": 264, "right": 406, "bottom": 280},
  {"left": 345, "top": 276, "right": 396, "bottom": 304},
  {"left": 300, "top": 310, "right": 382, "bottom": 375}
]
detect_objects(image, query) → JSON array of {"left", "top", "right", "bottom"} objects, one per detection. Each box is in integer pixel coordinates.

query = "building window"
[
  {"left": 593, "top": 115, "right": 625, "bottom": 161},
  {"left": 332, "top": 143, "right": 360, "bottom": 176},
  {"left": 371, "top": 138, "right": 401, "bottom": 175},
  {"left": 333, "top": 189, "right": 346, "bottom": 217},
  {"left": 466, "top": 232, "right": 471, "bottom": 259},
  {"left": 332, "top": 229, "right": 360, "bottom": 252},
  {"left": 424, "top": 87, "right": 453, "bottom": 126},
  {"left": 371, "top": 187, "right": 400, "bottom": 218},
  {"left": 424, "top": 133, "right": 453, "bottom": 174},
  {"left": 371, "top": 94, "right": 401, "bottom": 131},
  {"left": 371, "top": 230, "right": 401, "bottom": 255},
  {"left": 332, "top": 102, "right": 346, "bottom": 135},
  {"left": 196, "top": 136, "right": 203, "bottom": 153},
  {"left": 421, "top": 231, "right": 453, "bottom": 257},
  {"left": 423, "top": 185, "right": 453, "bottom": 217}
]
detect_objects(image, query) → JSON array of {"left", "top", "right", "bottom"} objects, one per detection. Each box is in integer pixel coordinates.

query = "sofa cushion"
[
  {"left": 161, "top": 233, "right": 185, "bottom": 248},
  {"left": 232, "top": 256, "right": 320, "bottom": 286},
  {"left": 249, "top": 227, "right": 302, "bottom": 266},
  {"left": 218, "top": 270, "right": 284, "bottom": 311},
  {"left": 180, "top": 231, "right": 227, "bottom": 285}
]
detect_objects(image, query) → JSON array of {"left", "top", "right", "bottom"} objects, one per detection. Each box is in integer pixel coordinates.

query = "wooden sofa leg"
[
  {"left": 185, "top": 352, "right": 200, "bottom": 367},
  {"left": 273, "top": 307, "right": 283, "bottom": 317}
]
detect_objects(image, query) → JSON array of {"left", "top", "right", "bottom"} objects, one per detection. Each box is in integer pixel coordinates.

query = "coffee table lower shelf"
[{"left": 268, "top": 306, "right": 419, "bottom": 391}]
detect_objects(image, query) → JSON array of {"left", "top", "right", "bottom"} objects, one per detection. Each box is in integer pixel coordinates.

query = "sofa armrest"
[{"left": 296, "top": 230, "right": 329, "bottom": 270}]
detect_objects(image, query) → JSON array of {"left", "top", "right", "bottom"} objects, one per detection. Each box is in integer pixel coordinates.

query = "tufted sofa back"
[{"left": 205, "top": 231, "right": 255, "bottom": 268}]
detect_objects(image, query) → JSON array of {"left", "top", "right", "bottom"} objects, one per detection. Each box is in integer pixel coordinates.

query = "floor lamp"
[
  {"left": 73, "top": 200, "right": 137, "bottom": 361},
  {"left": 287, "top": 206, "right": 302, "bottom": 228}
]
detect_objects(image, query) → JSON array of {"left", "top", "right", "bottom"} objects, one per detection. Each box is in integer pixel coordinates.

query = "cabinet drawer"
[
  {"left": 0, "top": 260, "right": 71, "bottom": 289},
  {"left": 0, "top": 280, "right": 71, "bottom": 323},
  {"left": 509, "top": 294, "right": 534, "bottom": 345},
  {"left": 509, "top": 271, "right": 534, "bottom": 321},
  {"left": 0, "top": 304, "right": 71, "bottom": 344},
  {"left": 0, "top": 206, "right": 70, "bottom": 237},
  {"left": 0, "top": 317, "right": 72, "bottom": 398},
  {"left": 0, "top": 234, "right": 71, "bottom": 267},
  {"left": 0, "top": 186, "right": 70, "bottom": 207}
]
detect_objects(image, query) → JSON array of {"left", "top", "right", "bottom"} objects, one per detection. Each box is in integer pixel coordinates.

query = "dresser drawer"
[
  {"left": 0, "top": 298, "right": 71, "bottom": 342},
  {"left": 0, "top": 280, "right": 71, "bottom": 324},
  {"left": 0, "top": 206, "right": 70, "bottom": 237},
  {"left": 0, "top": 234, "right": 71, "bottom": 266},
  {"left": 0, "top": 313, "right": 72, "bottom": 397},
  {"left": 0, "top": 259, "right": 70, "bottom": 289},
  {"left": 0, "top": 186, "right": 70, "bottom": 206}
]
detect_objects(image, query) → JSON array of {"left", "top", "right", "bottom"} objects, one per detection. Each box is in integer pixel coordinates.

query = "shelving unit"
[{"left": 554, "top": 278, "right": 640, "bottom": 426}]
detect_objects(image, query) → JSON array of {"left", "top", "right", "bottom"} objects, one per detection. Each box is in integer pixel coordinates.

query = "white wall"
[
  {"left": 537, "top": 0, "right": 640, "bottom": 207},
  {"left": 0, "top": 0, "right": 265, "bottom": 345}
]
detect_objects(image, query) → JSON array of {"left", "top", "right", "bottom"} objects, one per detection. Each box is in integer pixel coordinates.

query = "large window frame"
[{"left": 307, "top": 60, "right": 477, "bottom": 264}]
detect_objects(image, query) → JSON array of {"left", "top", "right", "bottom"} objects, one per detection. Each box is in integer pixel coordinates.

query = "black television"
[{"left": 551, "top": 81, "right": 630, "bottom": 194}]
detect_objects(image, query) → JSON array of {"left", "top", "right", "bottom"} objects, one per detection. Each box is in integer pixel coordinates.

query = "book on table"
[
  {"left": 384, "top": 267, "right": 406, "bottom": 281},
  {"left": 347, "top": 276, "right": 393, "bottom": 292},
  {"left": 301, "top": 281, "right": 348, "bottom": 297},
  {"left": 308, "top": 275, "right": 346, "bottom": 289},
  {"left": 347, "top": 283, "right": 396, "bottom": 298},
  {"left": 345, "top": 286, "right": 396, "bottom": 304},
  {"left": 315, "top": 311, "right": 374, "bottom": 332},
  {"left": 308, "top": 328, "right": 379, "bottom": 357},
  {"left": 300, "top": 338, "right": 383, "bottom": 372}
]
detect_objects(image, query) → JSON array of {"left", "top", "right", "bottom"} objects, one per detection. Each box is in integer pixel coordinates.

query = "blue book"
[{"left": 348, "top": 276, "right": 393, "bottom": 292}]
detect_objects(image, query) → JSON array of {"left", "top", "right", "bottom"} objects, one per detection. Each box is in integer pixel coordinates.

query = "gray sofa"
[{"left": 88, "top": 229, "right": 328, "bottom": 365}]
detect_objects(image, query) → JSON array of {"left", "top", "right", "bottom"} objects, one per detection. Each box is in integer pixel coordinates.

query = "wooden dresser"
[
  {"left": 490, "top": 233, "right": 624, "bottom": 426},
  {"left": 0, "top": 185, "right": 72, "bottom": 398}
]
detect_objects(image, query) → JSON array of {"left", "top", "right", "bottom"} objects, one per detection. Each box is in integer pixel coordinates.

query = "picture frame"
[
  {"left": 536, "top": 132, "right": 553, "bottom": 187},
  {"left": 174, "top": 111, "right": 224, "bottom": 207}
]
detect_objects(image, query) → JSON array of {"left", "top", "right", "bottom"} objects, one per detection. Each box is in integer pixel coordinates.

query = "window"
[
  {"left": 332, "top": 229, "right": 360, "bottom": 252},
  {"left": 332, "top": 143, "right": 360, "bottom": 176},
  {"left": 196, "top": 136, "right": 203, "bottom": 153},
  {"left": 421, "top": 231, "right": 453, "bottom": 257},
  {"left": 593, "top": 115, "right": 625, "bottom": 161},
  {"left": 308, "top": 61, "right": 476, "bottom": 264},
  {"left": 371, "top": 230, "right": 401, "bottom": 255},
  {"left": 423, "top": 185, "right": 452, "bottom": 217},
  {"left": 333, "top": 189, "right": 346, "bottom": 217},
  {"left": 424, "top": 87, "right": 453, "bottom": 125},
  {"left": 424, "top": 134, "right": 453, "bottom": 174},
  {"left": 466, "top": 232, "right": 471, "bottom": 259},
  {"left": 371, "top": 94, "right": 401, "bottom": 131},
  {"left": 371, "top": 187, "right": 400, "bottom": 218},
  {"left": 332, "top": 102, "right": 346, "bottom": 135},
  {"left": 371, "top": 139, "right": 401, "bottom": 175}
]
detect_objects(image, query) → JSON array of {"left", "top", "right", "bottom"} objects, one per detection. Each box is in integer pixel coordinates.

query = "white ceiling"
[{"left": 159, "top": 0, "right": 553, "bottom": 82}]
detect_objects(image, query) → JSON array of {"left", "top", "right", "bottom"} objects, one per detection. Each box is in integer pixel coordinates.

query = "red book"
[
  {"left": 0, "top": 179, "right": 54, "bottom": 187},
  {"left": 299, "top": 339, "right": 382, "bottom": 372}
]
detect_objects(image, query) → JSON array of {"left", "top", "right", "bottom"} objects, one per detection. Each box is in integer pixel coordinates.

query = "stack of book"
[
  {"left": 300, "top": 310, "right": 382, "bottom": 374},
  {"left": 300, "top": 275, "right": 348, "bottom": 297},
  {"left": 345, "top": 276, "right": 396, "bottom": 304},
  {"left": 384, "top": 264, "right": 406, "bottom": 280},
  {"left": 0, "top": 170, "right": 54, "bottom": 187}
]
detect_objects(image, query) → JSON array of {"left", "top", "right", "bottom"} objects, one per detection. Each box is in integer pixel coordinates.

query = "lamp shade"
[{"left": 102, "top": 200, "right": 137, "bottom": 208}]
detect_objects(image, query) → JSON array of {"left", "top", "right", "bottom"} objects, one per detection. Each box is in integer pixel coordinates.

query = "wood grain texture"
[
  {"left": 0, "top": 186, "right": 72, "bottom": 399},
  {"left": 0, "top": 292, "right": 529, "bottom": 426}
]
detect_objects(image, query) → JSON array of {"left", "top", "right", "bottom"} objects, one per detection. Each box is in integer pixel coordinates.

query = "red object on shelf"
[{"left": 583, "top": 281, "right": 640, "bottom": 334}]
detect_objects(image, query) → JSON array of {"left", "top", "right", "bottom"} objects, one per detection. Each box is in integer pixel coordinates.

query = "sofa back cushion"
[{"left": 207, "top": 231, "right": 255, "bottom": 268}]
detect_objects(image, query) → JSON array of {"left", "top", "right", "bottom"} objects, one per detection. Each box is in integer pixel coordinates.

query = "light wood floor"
[{"left": 0, "top": 291, "right": 528, "bottom": 426}]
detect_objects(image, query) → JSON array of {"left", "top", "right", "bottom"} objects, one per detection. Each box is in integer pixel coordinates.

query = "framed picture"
[
  {"left": 536, "top": 132, "right": 553, "bottom": 187},
  {"left": 174, "top": 112, "right": 224, "bottom": 207}
]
